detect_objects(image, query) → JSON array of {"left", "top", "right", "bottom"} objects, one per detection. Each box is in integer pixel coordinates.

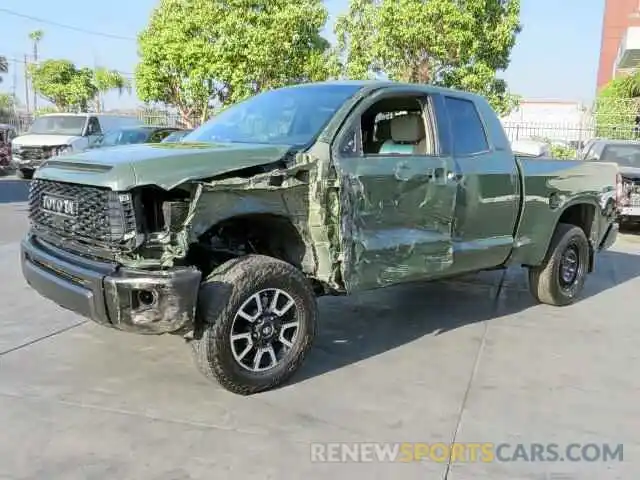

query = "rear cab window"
[{"left": 444, "top": 96, "right": 490, "bottom": 156}]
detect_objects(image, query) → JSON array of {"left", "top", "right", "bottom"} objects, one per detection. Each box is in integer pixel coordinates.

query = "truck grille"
[
  {"left": 14, "top": 145, "right": 65, "bottom": 161},
  {"left": 28, "top": 179, "right": 138, "bottom": 244}
]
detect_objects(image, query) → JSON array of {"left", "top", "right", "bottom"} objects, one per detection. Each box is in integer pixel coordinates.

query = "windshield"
[
  {"left": 599, "top": 144, "right": 640, "bottom": 167},
  {"left": 29, "top": 116, "right": 86, "bottom": 136},
  {"left": 95, "top": 128, "right": 152, "bottom": 147},
  {"left": 184, "top": 84, "right": 362, "bottom": 146}
]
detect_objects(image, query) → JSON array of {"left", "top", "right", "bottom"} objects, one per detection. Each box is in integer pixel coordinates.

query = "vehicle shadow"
[
  {"left": 0, "top": 179, "right": 29, "bottom": 204},
  {"left": 290, "top": 249, "right": 640, "bottom": 387}
]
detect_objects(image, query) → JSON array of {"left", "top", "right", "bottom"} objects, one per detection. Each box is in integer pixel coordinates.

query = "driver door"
[{"left": 331, "top": 88, "right": 459, "bottom": 292}]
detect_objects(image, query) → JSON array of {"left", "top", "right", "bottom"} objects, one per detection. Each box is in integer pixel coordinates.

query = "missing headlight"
[{"left": 162, "top": 200, "right": 190, "bottom": 232}]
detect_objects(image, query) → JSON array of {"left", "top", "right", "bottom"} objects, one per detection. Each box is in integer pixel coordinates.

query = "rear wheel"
[
  {"left": 190, "top": 255, "right": 318, "bottom": 395},
  {"left": 528, "top": 223, "right": 590, "bottom": 306}
]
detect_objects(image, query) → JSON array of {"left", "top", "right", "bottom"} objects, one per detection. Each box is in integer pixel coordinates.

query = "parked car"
[
  {"left": 0, "top": 123, "right": 18, "bottom": 174},
  {"left": 21, "top": 81, "right": 619, "bottom": 395},
  {"left": 11, "top": 113, "right": 144, "bottom": 179},
  {"left": 161, "top": 129, "right": 193, "bottom": 143},
  {"left": 89, "top": 126, "right": 185, "bottom": 149},
  {"left": 582, "top": 139, "right": 640, "bottom": 225}
]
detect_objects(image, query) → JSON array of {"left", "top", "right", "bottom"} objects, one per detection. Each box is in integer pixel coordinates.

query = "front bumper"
[
  {"left": 11, "top": 156, "right": 41, "bottom": 170},
  {"left": 21, "top": 234, "right": 202, "bottom": 334}
]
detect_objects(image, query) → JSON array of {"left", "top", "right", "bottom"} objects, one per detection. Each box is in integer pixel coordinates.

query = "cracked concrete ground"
[{"left": 0, "top": 176, "right": 638, "bottom": 479}]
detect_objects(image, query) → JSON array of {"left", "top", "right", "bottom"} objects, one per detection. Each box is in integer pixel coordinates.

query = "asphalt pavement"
[{"left": 0, "top": 175, "right": 637, "bottom": 479}]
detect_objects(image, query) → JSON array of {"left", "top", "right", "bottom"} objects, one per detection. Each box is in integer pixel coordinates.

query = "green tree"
[
  {"left": 92, "top": 67, "right": 131, "bottom": 111},
  {"left": 0, "top": 93, "right": 15, "bottom": 113},
  {"left": 135, "top": 0, "right": 338, "bottom": 127},
  {"left": 28, "top": 59, "right": 96, "bottom": 111},
  {"left": 594, "top": 74, "right": 640, "bottom": 140},
  {"left": 550, "top": 144, "right": 577, "bottom": 160},
  {"left": 335, "top": 0, "right": 522, "bottom": 115},
  {"left": 34, "top": 106, "right": 60, "bottom": 116}
]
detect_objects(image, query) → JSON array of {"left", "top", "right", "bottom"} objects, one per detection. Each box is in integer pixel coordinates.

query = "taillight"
[
  {"left": 616, "top": 172, "right": 623, "bottom": 206},
  {"left": 616, "top": 172, "right": 631, "bottom": 208}
]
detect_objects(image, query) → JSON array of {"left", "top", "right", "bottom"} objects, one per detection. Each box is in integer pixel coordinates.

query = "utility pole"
[
  {"left": 23, "top": 54, "right": 30, "bottom": 114},
  {"left": 11, "top": 57, "right": 17, "bottom": 114},
  {"left": 32, "top": 44, "right": 38, "bottom": 111}
]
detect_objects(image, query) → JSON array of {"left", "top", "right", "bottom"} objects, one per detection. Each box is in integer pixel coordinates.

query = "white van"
[{"left": 11, "top": 113, "right": 144, "bottom": 179}]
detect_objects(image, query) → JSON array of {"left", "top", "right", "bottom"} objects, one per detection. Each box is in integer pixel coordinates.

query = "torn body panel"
[
  {"left": 335, "top": 154, "right": 457, "bottom": 292},
  {"left": 153, "top": 147, "right": 345, "bottom": 290}
]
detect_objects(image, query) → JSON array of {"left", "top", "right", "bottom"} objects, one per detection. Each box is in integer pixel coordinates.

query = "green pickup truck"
[{"left": 21, "top": 81, "right": 620, "bottom": 395}]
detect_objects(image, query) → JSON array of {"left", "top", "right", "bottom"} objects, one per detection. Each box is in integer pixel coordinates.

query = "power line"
[
  {"left": 0, "top": 7, "right": 136, "bottom": 42},
  {"left": 2, "top": 56, "right": 135, "bottom": 78}
]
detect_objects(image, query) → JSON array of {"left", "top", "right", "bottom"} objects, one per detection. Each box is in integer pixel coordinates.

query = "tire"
[
  {"left": 17, "top": 169, "right": 33, "bottom": 180},
  {"left": 190, "top": 254, "right": 318, "bottom": 395},
  {"left": 528, "top": 223, "right": 590, "bottom": 306}
]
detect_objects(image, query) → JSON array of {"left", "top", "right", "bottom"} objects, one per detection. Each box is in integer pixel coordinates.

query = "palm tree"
[
  {"left": 29, "top": 30, "right": 44, "bottom": 110},
  {"left": 0, "top": 56, "right": 8, "bottom": 84},
  {"left": 92, "top": 67, "right": 131, "bottom": 112}
]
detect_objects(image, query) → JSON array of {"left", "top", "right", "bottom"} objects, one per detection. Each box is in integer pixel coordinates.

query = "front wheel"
[
  {"left": 190, "top": 255, "right": 318, "bottom": 395},
  {"left": 528, "top": 223, "right": 590, "bottom": 306}
]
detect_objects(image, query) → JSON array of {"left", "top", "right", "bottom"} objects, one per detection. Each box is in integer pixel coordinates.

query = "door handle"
[{"left": 447, "top": 172, "right": 463, "bottom": 183}]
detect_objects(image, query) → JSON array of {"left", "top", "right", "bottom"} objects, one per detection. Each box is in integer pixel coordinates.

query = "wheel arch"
[
  {"left": 542, "top": 199, "right": 599, "bottom": 272},
  {"left": 186, "top": 211, "right": 315, "bottom": 278}
]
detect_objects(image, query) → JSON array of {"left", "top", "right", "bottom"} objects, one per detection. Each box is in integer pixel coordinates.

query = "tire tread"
[
  {"left": 528, "top": 223, "right": 589, "bottom": 306},
  {"left": 191, "top": 255, "right": 317, "bottom": 395}
]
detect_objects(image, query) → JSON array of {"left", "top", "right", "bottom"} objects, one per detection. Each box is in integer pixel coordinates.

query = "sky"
[{"left": 0, "top": 0, "right": 606, "bottom": 110}]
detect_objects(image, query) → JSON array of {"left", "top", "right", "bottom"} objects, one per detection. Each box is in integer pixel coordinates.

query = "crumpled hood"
[
  {"left": 35, "top": 142, "right": 294, "bottom": 191},
  {"left": 12, "top": 133, "right": 81, "bottom": 147}
]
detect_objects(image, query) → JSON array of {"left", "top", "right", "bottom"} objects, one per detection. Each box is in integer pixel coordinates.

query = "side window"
[
  {"left": 582, "top": 145, "right": 595, "bottom": 160},
  {"left": 354, "top": 95, "right": 435, "bottom": 157},
  {"left": 582, "top": 143, "right": 599, "bottom": 161},
  {"left": 445, "top": 97, "right": 489, "bottom": 156},
  {"left": 586, "top": 144, "right": 604, "bottom": 161},
  {"left": 86, "top": 117, "right": 102, "bottom": 136}
]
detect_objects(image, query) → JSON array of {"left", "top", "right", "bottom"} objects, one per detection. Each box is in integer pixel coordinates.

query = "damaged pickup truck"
[{"left": 21, "top": 81, "right": 620, "bottom": 395}]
